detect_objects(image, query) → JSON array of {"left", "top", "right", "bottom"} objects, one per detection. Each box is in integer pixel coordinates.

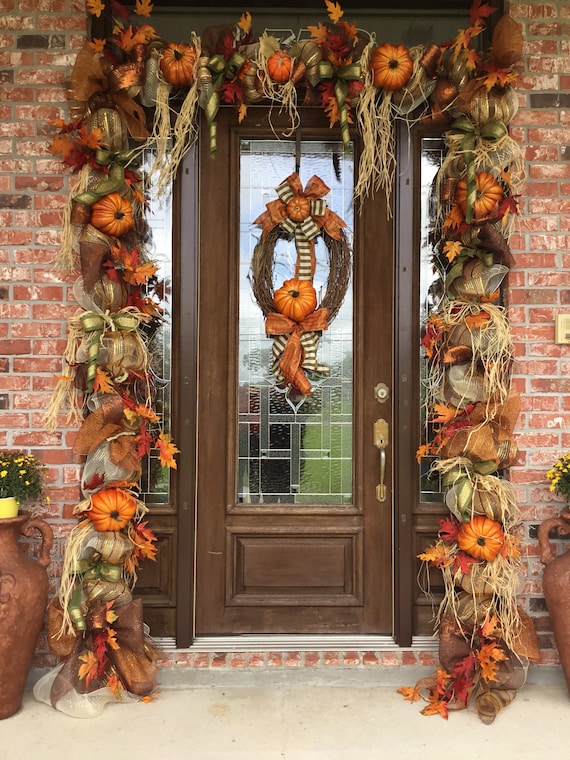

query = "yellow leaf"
[
  {"left": 325, "top": 0, "right": 344, "bottom": 23},
  {"left": 86, "top": 0, "right": 105, "bottom": 18},
  {"left": 397, "top": 686, "right": 420, "bottom": 702},
  {"left": 238, "top": 103, "right": 248, "bottom": 124},
  {"left": 107, "top": 628, "right": 120, "bottom": 651},
  {"left": 443, "top": 204, "right": 464, "bottom": 233},
  {"left": 238, "top": 11, "right": 252, "bottom": 33},
  {"left": 464, "top": 47, "right": 481, "bottom": 72},
  {"left": 78, "top": 650, "right": 99, "bottom": 688},
  {"left": 443, "top": 240, "right": 463, "bottom": 263},
  {"left": 88, "top": 38, "right": 106, "bottom": 54},
  {"left": 135, "top": 0, "right": 153, "bottom": 17},
  {"left": 123, "top": 260, "right": 159, "bottom": 286},
  {"left": 417, "top": 542, "right": 454, "bottom": 569},
  {"left": 106, "top": 672, "right": 123, "bottom": 698}
]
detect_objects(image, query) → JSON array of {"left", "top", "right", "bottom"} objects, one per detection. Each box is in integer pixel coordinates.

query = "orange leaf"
[
  {"left": 78, "top": 125, "right": 105, "bottom": 150},
  {"left": 464, "top": 47, "right": 481, "bottom": 72},
  {"left": 116, "top": 24, "right": 157, "bottom": 52},
  {"left": 421, "top": 699, "right": 449, "bottom": 719},
  {"left": 93, "top": 368, "right": 115, "bottom": 394},
  {"left": 107, "top": 628, "right": 120, "bottom": 651},
  {"left": 432, "top": 403, "right": 459, "bottom": 425},
  {"left": 238, "top": 103, "right": 248, "bottom": 124},
  {"left": 86, "top": 0, "right": 105, "bottom": 17},
  {"left": 415, "top": 442, "right": 432, "bottom": 463},
  {"left": 123, "top": 260, "right": 159, "bottom": 286},
  {"left": 237, "top": 11, "right": 252, "bottom": 33},
  {"left": 106, "top": 672, "right": 123, "bottom": 698},
  {"left": 443, "top": 240, "right": 463, "bottom": 263},
  {"left": 307, "top": 23, "right": 329, "bottom": 46},
  {"left": 89, "top": 38, "right": 106, "bottom": 54},
  {"left": 325, "top": 0, "right": 344, "bottom": 23},
  {"left": 156, "top": 432, "right": 179, "bottom": 469},
  {"left": 417, "top": 542, "right": 454, "bottom": 569},
  {"left": 443, "top": 204, "right": 464, "bottom": 233},
  {"left": 464, "top": 311, "right": 490, "bottom": 329},
  {"left": 339, "top": 21, "right": 358, "bottom": 43},
  {"left": 49, "top": 133, "right": 74, "bottom": 160},
  {"left": 135, "top": 0, "right": 153, "bottom": 17},
  {"left": 477, "top": 641, "right": 507, "bottom": 683},
  {"left": 397, "top": 686, "right": 420, "bottom": 702},
  {"left": 78, "top": 650, "right": 99, "bottom": 688},
  {"left": 140, "top": 690, "right": 160, "bottom": 703},
  {"left": 480, "top": 614, "right": 499, "bottom": 639}
]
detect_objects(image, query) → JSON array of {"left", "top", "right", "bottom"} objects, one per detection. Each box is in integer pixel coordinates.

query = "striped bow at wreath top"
[{"left": 254, "top": 173, "right": 347, "bottom": 396}]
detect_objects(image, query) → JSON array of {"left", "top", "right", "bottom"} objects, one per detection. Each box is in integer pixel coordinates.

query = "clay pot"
[
  {"left": 0, "top": 515, "right": 53, "bottom": 719},
  {"left": 538, "top": 508, "right": 570, "bottom": 695}
]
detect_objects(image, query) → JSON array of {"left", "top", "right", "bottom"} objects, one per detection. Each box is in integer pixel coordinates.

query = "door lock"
[{"left": 374, "top": 383, "right": 389, "bottom": 403}]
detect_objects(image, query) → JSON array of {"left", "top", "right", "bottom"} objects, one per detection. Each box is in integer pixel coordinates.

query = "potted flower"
[
  {"left": 0, "top": 450, "right": 46, "bottom": 518},
  {"left": 546, "top": 451, "right": 570, "bottom": 506}
]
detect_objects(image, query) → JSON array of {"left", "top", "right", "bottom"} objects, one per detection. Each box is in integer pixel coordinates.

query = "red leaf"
[
  {"left": 453, "top": 551, "right": 478, "bottom": 575},
  {"left": 83, "top": 472, "right": 106, "bottom": 492},
  {"left": 137, "top": 422, "right": 153, "bottom": 458},
  {"left": 438, "top": 515, "right": 460, "bottom": 543}
]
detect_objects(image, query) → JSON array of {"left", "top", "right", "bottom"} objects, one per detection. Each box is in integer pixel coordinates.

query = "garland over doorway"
[{"left": 39, "top": 0, "right": 535, "bottom": 722}]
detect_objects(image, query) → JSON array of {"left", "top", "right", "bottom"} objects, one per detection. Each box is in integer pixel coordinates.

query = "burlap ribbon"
[
  {"left": 266, "top": 309, "right": 330, "bottom": 396},
  {"left": 69, "top": 42, "right": 149, "bottom": 141},
  {"left": 254, "top": 173, "right": 346, "bottom": 280},
  {"left": 440, "top": 392, "right": 520, "bottom": 467},
  {"left": 316, "top": 60, "right": 361, "bottom": 146},
  {"left": 80, "top": 309, "right": 144, "bottom": 392},
  {"left": 441, "top": 460, "right": 499, "bottom": 520},
  {"left": 444, "top": 247, "right": 495, "bottom": 296},
  {"left": 447, "top": 117, "right": 507, "bottom": 224}
]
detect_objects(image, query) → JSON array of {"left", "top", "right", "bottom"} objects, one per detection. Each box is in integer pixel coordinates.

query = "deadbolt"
[{"left": 374, "top": 383, "right": 389, "bottom": 403}]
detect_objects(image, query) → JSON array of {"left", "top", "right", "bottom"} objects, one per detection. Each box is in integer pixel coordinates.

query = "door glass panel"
[
  {"left": 419, "top": 136, "right": 445, "bottom": 503},
  {"left": 238, "top": 139, "right": 353, "bottom": 505}
]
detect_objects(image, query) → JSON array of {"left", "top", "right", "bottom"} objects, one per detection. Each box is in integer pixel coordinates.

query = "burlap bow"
[
  {"left": 316, "top": 60, "right": 361, "bottom": 146},
  {"left": 266, "top": 309, "right": 330, "bottom": 396},
  {"left": 254, "top": 173, "right": 346, "bottom": 280},
  {"left": 73, "top": 148, "right": 135, "bottom": 206},
  {"left": 69, "top": 42, "right": 149, "bottom": 141}
]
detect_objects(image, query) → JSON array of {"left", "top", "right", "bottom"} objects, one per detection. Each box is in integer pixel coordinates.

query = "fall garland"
[{"left": 40, "top": 0, "right": 533, "bottom": 722}]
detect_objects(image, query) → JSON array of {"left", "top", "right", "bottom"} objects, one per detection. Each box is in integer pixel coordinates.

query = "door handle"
[{"left": 373, "top": 418, "right": 389, "bottom": 502}]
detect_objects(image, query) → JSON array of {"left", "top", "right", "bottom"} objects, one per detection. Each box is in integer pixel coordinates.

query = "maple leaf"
[
  {"left": 480, "top": 614, "right": 500, "bottom": 639},
  {"left": 443, "top": 240, "right": 463, "bottom": 263},
  {"left": 106, "top": 671, "right": 123, "bottom": 698},
  {"left": 453, "top": 550, "right": 478, "bottom": 575},
  {"left": 238, "top": 11, "right": 252, "bottom": 33},
  {"left": 49, "top": 133, "right": 74, "bottom": 160},
  {"left": 470, "top": 0, "right": 495, "bottom": 25},
  {"left": 105, "top": 602, "right": 118, "bottom": 625},
  {"left": 324, "top": 95, "right": 341, "bottom": 129},
  {"left": 417, "top": 542, "right": 454, "bottom": 569},
  {"left": 453, "top": 651, "right": 477, "bottom": 682},
  {"left": 125, "top": 403, "right": 160, "bottom": 424},
  {"left": 465, "top": 311, "right": 490, "bottom": 329},
  {"left": 78, "top": 125, "right": 105, "bottom": 150},
  {"left": 238, "top": 103, "right": 248, "bottom": 124},
  {"left": 123, "top": 260, "right": 159, "bottom": 286},
  {"left": 93, "top": 368, "right": 115, "bottom": 394},
  {"left": 220, "top": 81, "right": 244, "bottom": 105},
  {"left": 86, "top": 0, "right": 105, "bottom": 17},
  {"left": 415, "top": 442, "right": 432, "bottom": 463},
  {"left": 464, "top": 47, "right": 481, "bottom": 72},
  {"left": 78, "top": 650, "right": 99, "bottom": 688},
  {"left": 88, "top": 38, "right": 106, "bottom": 54},
  {"left": 432, "top": 403, "right": 459, "bottom": 425},
  {"left": 438, "top": 515, "right": 460, "bottom": 543},
  {"left": 325, "top": 0, "right": 344, "bottom": 23},
  {"left": 107, "top": 627, "right": 120, "bottom": 650},
  {"left": 307, "top": 22, "right": 329, "bottom": 46},
  {"left": 140, "top": 690, "right": 160, "bottom": 703},
  {"left": 421, "top": 698, "right": 449, "bottom": 719},
  {"left": 137, "top": 423, "right": 153, "bottom": 458},
  {"left": 83, "top": 472, "right": 106, "bottom": 492},
  {"left": 477, "top": 641, "right": 507, "bottom": 683},
  {"left": 443, "top": 204, "right": 465, "bottom": 233},
  {"left": 135, "top": 0, "right": 153, "bottom": 17},
  {"left": 480, "top": 289, "right": 500, "bottom": 304},
  {"left": 339, "top": 21, "right": 358, "bottom": 43},
  {"left": 130, "top": 520, "right": 158, "bottom": 563},
  {"left": 156, "top": 432, "right": 179, "bottom": 469},
  {"left": 397, "top": 686, "right": 420, "bottom": 702},
  {"left": 116, "top": 24, "right": 157, "bottom": 52}
]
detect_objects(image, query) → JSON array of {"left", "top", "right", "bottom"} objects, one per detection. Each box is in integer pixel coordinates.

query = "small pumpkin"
[
  {"left": 160, "top": 42, "right": 197, "bottom": 87},
  {"left": 370, "top": 43, "right": 414, "bottom": 91},
  {"left": 456, "top": 515, "right": 505, "bottom": 562},
  {"left": 455, "top": 171, "right": 503, "bottom": 222},
  {"left": 89, "top": 487, "right": 137, "bottom": 532},
  {"left": 90, "top": 192, "right": 134, "bottom": 238},
  {"left": 267, "top": 49, "right": 292, "bottom": 83},
  {"left": 274, "top": 278, "right": 317, "bottom": 322}
]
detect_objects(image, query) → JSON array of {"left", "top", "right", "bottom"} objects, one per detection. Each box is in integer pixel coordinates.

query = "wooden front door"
[{"left": 192, "top": 108, "right": 394, "bottom": 636}]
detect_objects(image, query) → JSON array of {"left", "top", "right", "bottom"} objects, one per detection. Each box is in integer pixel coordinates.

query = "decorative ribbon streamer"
[
  {"left": 448, "top": 117, "right": 507, "bottom": 224},
  {"left": 73, "top": 149, "right": 134, "bottom": 206},
  {"left": 441, "top": 460, "right": 498, "bottom": 519},
  {"left": 266, "top": 309, "right": 330, "bottom": 396},
  {"left": 317, "top": 60, "right": 362, "bottom": 147},
  {"left": 444, "top": 246, "right": 495, "bottom": 296},
  {"left": 80, "top": 309, "right": 143, "bottom": 392}
]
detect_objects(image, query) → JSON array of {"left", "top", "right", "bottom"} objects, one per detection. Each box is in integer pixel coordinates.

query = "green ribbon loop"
[
  {"left": 442, "top": 460, "right": 499, "bottom": 521},
  {"left": 444, "top": 246, "right": 496, "bottom": 296},
  {"left": 73, "top": 149, "right": 133, "bottom": 206},
  {"left": 226, "top": 51, "right": 246, "bottom": 79},
  {"left": 316, "top": 61, "right": 361, "bottom": 147},
  {"left": 80, "top": 310, "right": 141, "bottom": 391},
  {"left": 78, "top": 558, "right": 123, "bottom": 583}
]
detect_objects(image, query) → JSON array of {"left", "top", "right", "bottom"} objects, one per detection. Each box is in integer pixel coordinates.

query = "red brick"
[
  {"left": 0, "top": 339, "right": 31, "bottom": 354},
  {"left": 304, "top": 652, "right": 320, "bottom": 667},
  {"left": 323, "top": 652, "right": 340, "bottom": 666},
  {"left": 246, "top": 652, "right": 265, "bottom": 667},
  {"left": 267, "top": 653, "right": 283, "bottom": 667},
  {"left": 343, "top": 651, "right": 361, "bottom": 666},
  {"left": 401, "top": 650, "right": 418, "bottom": 666},
  {"left": 362, "top": 651, "right": 379, "bottom": 666},
  {"left": 285, "top": 652, "right": 301, "bottom": 667},
  {"left": 229, "top": 654, "right": 245, "bottom": 668}
]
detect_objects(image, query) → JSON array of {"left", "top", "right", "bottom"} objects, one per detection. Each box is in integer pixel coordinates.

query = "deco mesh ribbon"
[{"left": 253, "top": 173, "right": 347, "bottom": 396}]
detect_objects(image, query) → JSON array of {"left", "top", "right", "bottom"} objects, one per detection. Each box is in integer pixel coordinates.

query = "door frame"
[{"left": 172, "top": 113, "right": 422, "bottom": 648}]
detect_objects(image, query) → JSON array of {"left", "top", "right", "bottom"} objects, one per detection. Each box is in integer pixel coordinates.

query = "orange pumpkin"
[
  {"left": 274, "top": 279, "right": 317, "bottom": 322},
  {"left": 91, "top": 193, "right": 134, "bottom": 238},
  {"left": 160, "top": 42, "right": 197, "bottom": 87},
  {"left": 456, "top": 171, "right": 503, "bottom": 222},
  {"left": 267, "top": 50, "right": 292, "bottom": 83},
  {"left": 370, "top": 43, "right": 414, "bottom": 91},
  {"left": 457, "top": 515, "right": 505, "bottom": 562},
  {"left": 89, "top": 487, "right": 137, "bottom": 532}
]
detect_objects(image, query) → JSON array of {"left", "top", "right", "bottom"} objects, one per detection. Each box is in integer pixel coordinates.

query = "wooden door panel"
[{"left": 195, "top": 108, "right": 392, "bottom": 636}]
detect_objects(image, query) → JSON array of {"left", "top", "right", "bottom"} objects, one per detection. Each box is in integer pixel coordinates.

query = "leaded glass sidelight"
[{"left": 238, "top": 139, "right": 354, "bottom": 505}]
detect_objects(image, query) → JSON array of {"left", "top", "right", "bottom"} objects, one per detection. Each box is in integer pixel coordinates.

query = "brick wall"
[
  {"left": 506, "top": 0, "right": 570, "bottom": 662},
  {"left": 1, "top": 0, "right": 568, "bottom": 668}
]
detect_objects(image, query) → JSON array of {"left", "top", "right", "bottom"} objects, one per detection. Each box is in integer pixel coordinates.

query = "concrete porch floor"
[{"left": 2, "top": 665, "right": 569, "bottom": 759}]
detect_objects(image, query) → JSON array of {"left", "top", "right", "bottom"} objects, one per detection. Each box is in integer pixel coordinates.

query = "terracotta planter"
[
  {"left": 538, "top": 507, "right": 570, "bottom": 695},
  {"left": 0, "top": 514, "right": 53, "bottom": 719}
]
